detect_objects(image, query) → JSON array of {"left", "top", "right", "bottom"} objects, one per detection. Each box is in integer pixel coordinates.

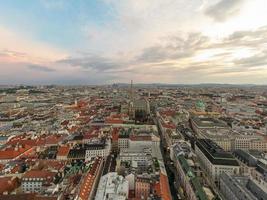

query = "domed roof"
[{"left": 196, "top": 100, "right": 205, "bottom": 108}]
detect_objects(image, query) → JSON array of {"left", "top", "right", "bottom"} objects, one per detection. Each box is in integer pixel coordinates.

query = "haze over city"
[{"left": 0, "top": 0, "right": 267, "bottom": 85}]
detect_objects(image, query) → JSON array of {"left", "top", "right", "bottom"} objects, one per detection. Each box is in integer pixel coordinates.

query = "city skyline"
[{"left": 1, "top": 0, "right": 267, "bottom": 85}]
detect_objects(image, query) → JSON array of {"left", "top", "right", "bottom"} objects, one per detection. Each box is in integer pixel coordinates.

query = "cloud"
[
  {"left": 57, "top": 32, "right": 210, "bottom": 74},
  {"left": 223, "top": 26, "right": 267, "bottom": 47},
  {"left": 134, "top": 25, "right": 267, "bottom": 81},
  {"left": 0, "top": 49, "right": 31, "bottom": 64},
  {"left": 1, "top": 1, "right": 267, "bottom": 84},
  {"left": 205, "top": 0, "right": 244, "bottom": 22},
  {"left": 0, "top": 50, "right": 28, "bottom": 58},
  {"left": 192, "top": 25, "right": 267, "bottom": 54},
  {"left": 136, "top": 33, "right": 209, "bottom": 63},
  {"left": 234, "top": 51, "right": 267, "bottom": 67},
  {"left": 55, "top": 24, "right": 267, "bottom": 84},
  {"left": 82, "top": 0, "right": 208, "bottom": 54},
  {"left": 197, "top": 0, "right": 208, "bottom": 11},
  {"left": 57, "top": 54, "right": 125, "bottom": 72},
  {"left": 27, "top": 64, "right": 56, "bottom": 72}
]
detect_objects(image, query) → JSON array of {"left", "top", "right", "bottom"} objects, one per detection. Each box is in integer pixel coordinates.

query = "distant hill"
[{"left": 113, "top": 83, "right": 264, "bottom": 88}]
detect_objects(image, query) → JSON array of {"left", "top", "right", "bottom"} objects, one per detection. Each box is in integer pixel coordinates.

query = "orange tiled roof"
[
  {"left": 0, "top": 177, "right": 18, "bottom": 194},
  {"left": 45, "top": 135, "right": 65, "bottom": 145},
  {"left": 23, "top": 170, "right": 56, "bottom": 180},
  {"left": 159, "top": 173, "right": 172, "bottom": 200},
  {"left": 112, "top": 128, "right": 119, "bottom": 141},
  {"left": 78, "top": 158, "right": 102, "bottom": 200},
  {"left": 105, "top": 118, "right": 124, "bottom": 124},
  {"left": 0, "top": 145, "right": 32, "bottom": 160},
  {"left": 37, "top": 160, "right": 66, "bottom": 171},
  {"left": 7, "top": 139, "right": 37, "bottom": 147},
  {"left": 57, "top": 146, "right": 70, "bottom": 157},
  {"left": 153, "top": 182, "right": 161, "bottom": 196},
  {"left": 160, "top": 110, "right": 176, "bottom": 116},
  {"left": 0, "top": 164, "right": 4, "bottom": 171}
]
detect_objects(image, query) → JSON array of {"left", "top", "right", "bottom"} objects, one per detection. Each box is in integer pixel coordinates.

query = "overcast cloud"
[{"left": 0, "top": 0, "right": 267, "bottom": 84}]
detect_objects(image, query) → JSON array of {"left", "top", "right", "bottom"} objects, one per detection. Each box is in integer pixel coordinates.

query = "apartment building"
[
  {"left": 195, "top": 139, "right": 240, "bottom": 184},
  {"left": 21, "top": 170, "right": 56, "bottom": 193}
]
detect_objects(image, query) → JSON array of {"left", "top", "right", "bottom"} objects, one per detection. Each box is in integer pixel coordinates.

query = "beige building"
[
  {"left": 195, "top": 139, "right": 240, "bottom": 184},
  {"left": 197, "top": 128, "right": 267, "bottom": 152}
]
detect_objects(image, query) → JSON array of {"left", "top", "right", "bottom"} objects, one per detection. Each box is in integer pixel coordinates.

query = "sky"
[{"left": 0, "top": 0, "right": 267, "bottom": 85}]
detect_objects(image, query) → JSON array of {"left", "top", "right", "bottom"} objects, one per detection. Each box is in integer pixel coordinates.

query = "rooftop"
[
  {"left": 78, "top": 158, "right": 102, "bottom": 200},
  {"left": 95, "top": 172, "right": 128, "bottom": 200},
  {"left": 220, "top": 173, "right": 267, "bottom": 200},
  {"left": 192, "top": 117, "right": 228, "bottom": 129},
  {"left": 196, "top": 139, "right": 239, "bottom": 166},
  {"left": 56, "top": 146, "right": 70, "bottom": 157},
  {"left": 0, "top": 177, "right": 19, "bottom": 194},
  {"left": 178, "top": 155, "right": 208, "bottom": 200},
  {"left": 22, "top": 170, "right": 56, "bottom": 180}
]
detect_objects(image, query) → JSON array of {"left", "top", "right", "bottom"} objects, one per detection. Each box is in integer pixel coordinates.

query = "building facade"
[
  {"left": 220, "top": 173, "right": 267, "bottom": 200},
  {"left": 195, "top": 139, "right": 240, "bottom": 184}
]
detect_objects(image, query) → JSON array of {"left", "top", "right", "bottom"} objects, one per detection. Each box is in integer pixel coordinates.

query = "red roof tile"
[
  {"left": 0, "top": 177, "right": 19, "bottom": 194},
  {"left": 112, "top": 128, "right": 119, "bottom": 141},
  {"left": 0, "top": 145, "right": 32, "bottom": 160},
  {"left": 78, "top": 158, "right": 102, "bottom": 200},
  {"left": 23, "top": 170, "right": 56, "bottom": 180},
  {"left": 105, "top": 118, "right": 124, "bottom": 124},
  {"left": 57, "top": 146, "right": 70, "bottom": 157},
  {"left": 160, "top": 173, "right": 172, "bottom": 200}
]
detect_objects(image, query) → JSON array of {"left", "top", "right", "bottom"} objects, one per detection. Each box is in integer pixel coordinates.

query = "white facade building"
[
  {"left": 85, "top": 139, "right": 111, "bottom": 161},
  {"left": 95, "top": 172, "right": 129, "bottom": 200},
  {"left": 21, "top": 170, "right": 56, "bottom": 193},
  {"left": 195, "top": 139, "right": 240, "bottom": 184}
]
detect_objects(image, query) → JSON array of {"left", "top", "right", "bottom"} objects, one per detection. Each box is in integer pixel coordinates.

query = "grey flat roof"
[{"left": 196, "top": 139, "right": 239, "bottom": 166}]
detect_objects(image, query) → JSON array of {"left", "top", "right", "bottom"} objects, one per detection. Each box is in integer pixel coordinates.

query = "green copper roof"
[
  {"left": 196, "top": 100, "right": 205, "bottom": 108},
  {"left": 178, "top": 155, "right": 208, "bottom": 200}
]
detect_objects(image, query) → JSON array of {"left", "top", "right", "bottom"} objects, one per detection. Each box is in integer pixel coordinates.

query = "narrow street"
[{"left": 155, "top": 117, "right": 181, "bottom": 200}]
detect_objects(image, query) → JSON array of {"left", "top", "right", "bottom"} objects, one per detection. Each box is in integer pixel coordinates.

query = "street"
[{"left": 155, "top": 117, "right": 183, "bottom": 200}]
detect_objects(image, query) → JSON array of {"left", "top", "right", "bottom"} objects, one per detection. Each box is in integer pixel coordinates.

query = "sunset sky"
[{"left": 0, "top": 0, "right": 267, "bottom": 85}]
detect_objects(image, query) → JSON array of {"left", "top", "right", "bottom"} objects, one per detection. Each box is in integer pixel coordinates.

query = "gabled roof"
[
  {"left": 0, "top": 145, "right": 32, "bottom": 160},
  {"left": 22, "top": 170, "right": 56, "bottom": 180}
]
